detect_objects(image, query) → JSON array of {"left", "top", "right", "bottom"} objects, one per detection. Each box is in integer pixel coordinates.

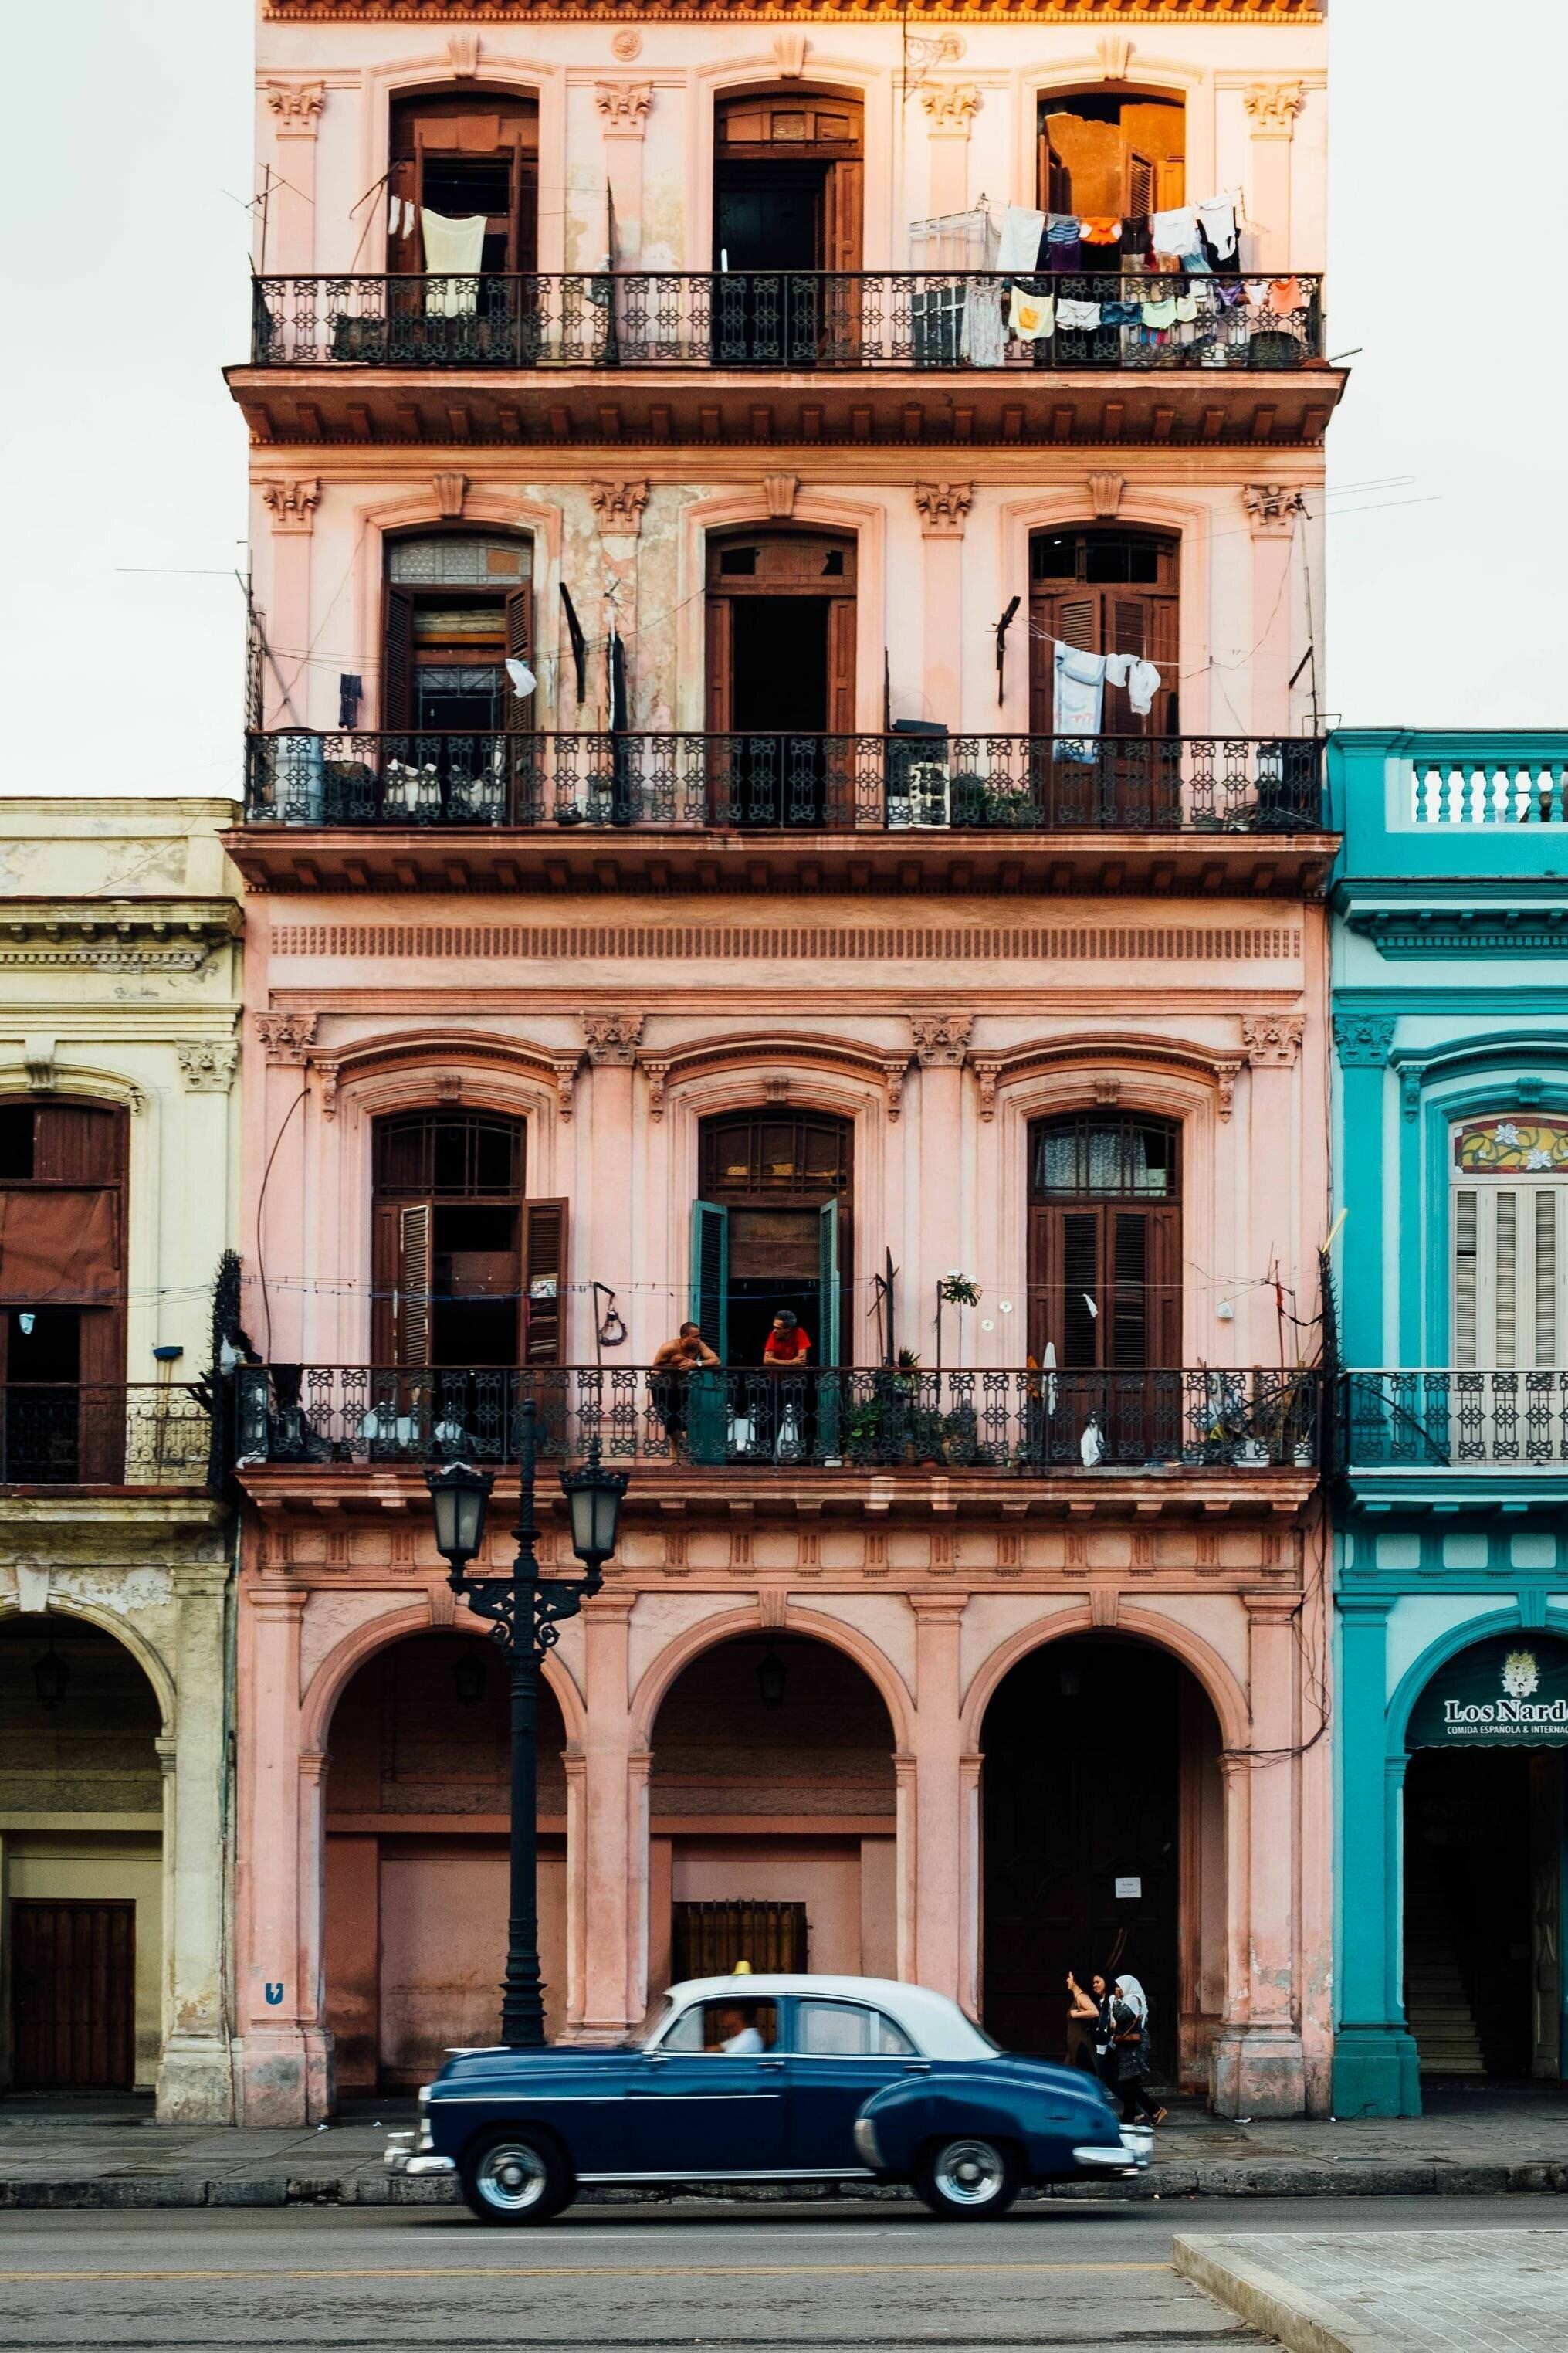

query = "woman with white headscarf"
[{"left": 1110, "top": 1975, "right": 1166, "bottom": 2127}]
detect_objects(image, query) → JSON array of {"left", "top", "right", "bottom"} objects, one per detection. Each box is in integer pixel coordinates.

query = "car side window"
[
  {"left": 793, "top": 1999, "right": 917, "bottom": 2057},
  {"left": 658, "top": 1999, "right": 779, "bottom": 2053}
]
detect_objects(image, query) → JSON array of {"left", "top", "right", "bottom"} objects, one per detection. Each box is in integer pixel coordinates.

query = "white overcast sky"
[{"left": 1, "top": 0, "right": 1563, "bottom": 797}]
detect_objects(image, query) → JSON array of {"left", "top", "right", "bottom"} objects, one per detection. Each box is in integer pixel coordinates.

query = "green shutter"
[
  {"left": 817, "top": 1198, "right": 841, "bottom": 1367},
  {"left": 689, "top": 1199, "right": 729, "bottom": 1360}
]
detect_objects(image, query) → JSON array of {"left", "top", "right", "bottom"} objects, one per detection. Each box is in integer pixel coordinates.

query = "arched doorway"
[
  {"left": 692, "top": 1106, "right": 852, "bottom": 1369},
  {"left": 646, "top": 1632, "right": 896, "bottom": 1993},
  {"left": 1402, "top": 1632, "right": 1568, "bottom": 2083},
  {"left": 323, "top": 1631, "right": 569, "bottom": 2087},
  {"left": 0, "top": 1614, "right": 163, "bottom": 2091},
  {"left": 705, "top": 529, "right": 857, "bottom": 828},
  {"left": 1037, "top": 90, "right": 1189, "bottom": 273},
  {"left": 980, "top": 1632, "right": 1224, "bottom": 2089},
  {"left": 713, "top": 90, "right": 863, "bottom": 365}
]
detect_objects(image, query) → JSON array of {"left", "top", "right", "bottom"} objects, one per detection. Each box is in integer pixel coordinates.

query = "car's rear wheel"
[
  {"left": 914, "top": 2135, "right": 1019, "bottom": 2220},
  {"left": 460, "top": 2128, "right": 574, "bottom": 2225}
]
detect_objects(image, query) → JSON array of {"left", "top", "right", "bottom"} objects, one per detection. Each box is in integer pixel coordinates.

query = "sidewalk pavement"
[
  {"left": 1174, "top": 2228, "right": 1568, "bottom": 2353},
  {"left": 0, "top": 2083, "right": 1565, "bottom": 2211}
]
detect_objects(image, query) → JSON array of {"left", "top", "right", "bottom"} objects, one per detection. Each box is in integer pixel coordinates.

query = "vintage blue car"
[{"left": 385, "top": 1972, "right": 1150, "bottom": 2223}]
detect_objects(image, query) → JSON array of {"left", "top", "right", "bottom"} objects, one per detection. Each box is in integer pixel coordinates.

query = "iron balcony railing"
[
  {"left": 1342, "top": 1369, "right": 1568, "bottom": 1470},
  {"left": 250, "top": 271, "right": 1324, "bottom": 373},
  {"left": 243, "top": 731, "right": 1325, "bottom": 835},
  {"left": 236, "top": 1365, "right": 1321, "bottom": 1475},
  {"left": 0, "top": 1383, "right": 215, "bottom": 1489}
]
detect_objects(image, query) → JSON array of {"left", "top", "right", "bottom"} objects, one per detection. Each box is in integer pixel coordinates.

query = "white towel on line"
[
  {"left": 422, "top": 208, "right": 487, "bottom": 317},
  {"left": 1053, "top": 642, "right": 1106, "bottom": 761},
  {"left": 996, "top": 205, "right": 1046, "bottom": 274}
]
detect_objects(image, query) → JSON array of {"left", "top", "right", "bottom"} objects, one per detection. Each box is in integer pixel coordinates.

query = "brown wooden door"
[
  {"left": 1028, "top": 542, "right": 1178, "bottom": 738},
  {"left": 10, "top": 1899, "right": 135, "bottom": 2090},
  {"left": 389, "top": 96, "right": 540, "bottom": 274},
  {"left": 1029, "top": 1202, "right": 1180, "bottom": 1370}
]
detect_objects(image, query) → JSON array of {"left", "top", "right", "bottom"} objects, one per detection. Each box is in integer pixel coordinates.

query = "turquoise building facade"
[{"left": 1331, "top": 731, "right": 1568, "bottom": 2117}]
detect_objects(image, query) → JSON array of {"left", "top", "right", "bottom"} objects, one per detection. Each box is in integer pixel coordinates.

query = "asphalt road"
[{"left": 3, "top": 2196, "right": 1566, "bottom": 2353}]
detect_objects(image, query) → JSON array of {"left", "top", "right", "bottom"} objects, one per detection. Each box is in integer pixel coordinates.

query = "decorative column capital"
[
  {"left": 1333, "top": 1013, "right": 1397, "bottom": 1070},
  {"left": 1241, "top": 1013, "right": 1305, "bottom": 1068},
  {"left": 1244, "top": 80, "right": 1306, "bottom": 136},
  {"left": 1241, "top": 483, "right": 1308, "bottom": 538},
  {"left": 882, "top": 1059, "right": 909, "bottom": 1123},
  {"left": 913, "top": 482, "right": 974, "bottom": 540},
  {"left": 1398, "top": 1060, "right": 1429, "bottom": 1122},
  {"left": 177, "top": 1039, "right": 239, "bottom": 1093},
  {"left": 254, "top": 1009, "right": 318, "bottom": 1065},
  {"left": 641, "top": 1057, "right": 672, "bottom": 1120},
  {"left": 973, "top": 1056, "right": 1004, "bottom": 1121},
  {"left": 1216, "top": 1059, "right": 1243, "bottom": 1121},
  {"left": 909, "top": 1011, "right": 973, "bottom": 1067},
  {"left": 581, "top": 1012, "right": 644, "bottom": 1066},
  {"left": 589, "top": 479, "right": 650, "bottom": 537},
  {"left": 265, "top": 80, "right": 325, "bottom": 137},
  {"left": 259, "top": 477, "right": 320, "bottom": 535},
  {"left": 920, "top": 82, "right": 981, "bottom": 134},
  {"left": 594, "top": 81, "right": 652, "bottom": 136}
]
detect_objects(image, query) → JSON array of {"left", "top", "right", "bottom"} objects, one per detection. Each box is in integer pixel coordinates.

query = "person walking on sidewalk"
[
  {"left": 1065, "top": 1970, "right": 1102, "bottom": 2075},
  {"left": 1111, "top": 1975, "right": 1167, "bottom": 2127}
]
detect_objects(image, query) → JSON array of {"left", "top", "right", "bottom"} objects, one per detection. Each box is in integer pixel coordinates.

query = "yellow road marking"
[{"left": 0, "top": 2261, "right": 1170, "bottom": 2283}]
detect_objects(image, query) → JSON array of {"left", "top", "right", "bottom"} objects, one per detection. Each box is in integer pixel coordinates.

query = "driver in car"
[{"left": 703, "top": 2003, "right": 766, "bottom": 2053}]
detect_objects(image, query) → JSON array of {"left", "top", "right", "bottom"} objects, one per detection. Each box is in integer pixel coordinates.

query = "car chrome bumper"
[
  {"left": 384, "top": 2128, "right": 455, "bottom": 2178},
  {"left": 852, "top": 2116, "right": 881, "bottom": 2168},
  {"left": 1072, "top": 2131, "right": 1151, "bottom": 2172}
]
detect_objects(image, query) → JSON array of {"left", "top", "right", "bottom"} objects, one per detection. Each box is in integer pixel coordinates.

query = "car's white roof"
[{"left": 659, "top": 1974, "right": 994, "bottom": 2061}]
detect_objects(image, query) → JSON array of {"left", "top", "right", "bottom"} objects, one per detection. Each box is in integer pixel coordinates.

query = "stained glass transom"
[{"left": 1454, "top": 1118, "right": 1568, "bottom": 1175}]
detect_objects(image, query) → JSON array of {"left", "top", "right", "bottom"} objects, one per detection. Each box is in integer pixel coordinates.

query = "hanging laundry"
[
  {"left": 1151, "top": 205, "right": 1198, "bottom": 258},
  {"left": 505, "top": 658, "right": 536, "bottom": 700},
  {"left": 1007, "top": 284, "right": 1055, "bottom": 341},
  {"left": 421, "top": 208, "right": 487, "bottom": 317},
  {"left": 1140, "top": 295, "right": 1178, "bottom": 331},
  {"left": 388, "top": 190, "right": 401, "bottom": 238},
  {"left": 1078, "top": 215, "right": 1123, "bottom": 246},
  {"left": 1173, "top": 293, "right": 1201, "bottom": 324},
  {"left": 560, "top": 585, "right": 588, "bottom": 706},
  {"left": 1055, "top": 297, "right": 1102, "bottom": 331},
  {"left": 1181, "top": 242, "right": 1213, "bottom": 275},
  {"left": 1197, "top": 195, "right": 1238, "bottom": 261},
  {"left": 1052, "top": 641, "right": 1107, "bottom": 762},
  {"left": 997, "top": 205, "right": 1046, "bottom": 274},
  {"left": 1101, "top": 298, "right": 1142, "bottom": 328},
  {"left": 1214, "top": 280, "right": 1248, "bottom": 310},
  {"left": 1268, "top": 276, "right": 1305, "bottom": 314},
  {"left": 961, "top": 280, "right": 1007, "bottom": 367},
  {"left": 1127, "top": 659, "right": 1161, "bottom": 716},
  {"left": 1045, "top": 215, "right": 1083, "bottom": 273},
  {"left": 1245, "top": 279, "right": 1272, "bottom": 306}
]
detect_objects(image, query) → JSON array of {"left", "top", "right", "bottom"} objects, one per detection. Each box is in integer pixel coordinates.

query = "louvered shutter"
[
  {"left": 1028, "top": 591, "right": 1099, "bottom": 734},
  {"left": 1109, "top": 1210, "right": 1148, "bottom": 1368},
  {"left": 826, "top": 598, "right": 857, "bottom": 734},
  {"left": 817, "top": 1199, "right": 840, "bottom": 1367},
  {"left": 382, "top": 585, "right": 415, "bottom": 732},
  {"left": 1495, "top": 1190, "right": 1518, "bottom": 1368},
  {"left": 505, "top": 585, "right": 535, "bottom": 728},
  {"left": 1453, "top": 1187, "right": 1478, "bottom": 1368},
  {"left": 1536, "top": 1188, "right": 1559, "bottom": 1368},
  {"left": 1059, "top": 1210, "right": 1102, "bottom": 1368},
  {"left": 371, "top": 1201, "right": 401, "bottom": 1363},
  {"left": 824, "top": 158, "right": 864, "bottom": 273},
  {"left": 522, "top": 1198, "right": 568, "bottom": 1365},
  {"left": 706, "top": 598, "right": 733, "bottom": 734},
  {"left": 689, "top": 1199, "right": 730, "bottom": 1360},
  {"left": 1145, "top": 1205, "right": 1183, "bottom": 1368},
  {"left": 397, "top": 1203, "right": 432, "bottom": 1368}
]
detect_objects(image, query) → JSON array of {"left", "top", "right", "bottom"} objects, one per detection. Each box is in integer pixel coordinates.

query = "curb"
[
  {"left": 1, "top": 2159, "right": 1566, "bottom": 2210},
  {"left": 1173, "top": 2234, "right": 1397, "bottom": 2353}
]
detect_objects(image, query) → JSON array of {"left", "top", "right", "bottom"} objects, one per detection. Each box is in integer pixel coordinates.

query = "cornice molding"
[
  {"left": 0, "top": 902, "right": 239, "bottom": 971},
  {"left": 264, "top": 0, "right": 1318, "bottom": 19}
]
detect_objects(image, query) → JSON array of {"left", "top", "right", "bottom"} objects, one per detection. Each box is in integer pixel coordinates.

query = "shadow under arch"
[
  {"left": 630, "top": 1599, "right": 913, "bottom": 1755},
  {"left": 300, "top": 1595, "right": 585, "bottom": 1755},
  {"left": 0, "top": 1594, "right": 174, "bottom": 1734},
  {"left": 961, "top": 1599, "right": 1249, "bottom": 1756}
]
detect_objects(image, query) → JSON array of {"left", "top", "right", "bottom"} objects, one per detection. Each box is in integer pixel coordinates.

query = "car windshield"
[{"left": 632, "top": 1994, "right": 676, "bottom": 2050}]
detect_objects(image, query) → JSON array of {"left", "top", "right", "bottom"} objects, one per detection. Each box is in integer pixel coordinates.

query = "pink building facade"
[{"left": 231, "top": 0, "right": 1339, "bottom": 2123}]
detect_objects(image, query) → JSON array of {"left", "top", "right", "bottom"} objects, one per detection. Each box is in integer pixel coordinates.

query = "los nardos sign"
[{"left": 1407, "top": 1633, "right": 1568, "bottom": 1749}]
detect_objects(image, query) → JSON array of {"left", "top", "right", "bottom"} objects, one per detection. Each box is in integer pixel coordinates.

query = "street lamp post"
[{"left": 427, "top": 1397, "right": 628, "bottom": 2048}]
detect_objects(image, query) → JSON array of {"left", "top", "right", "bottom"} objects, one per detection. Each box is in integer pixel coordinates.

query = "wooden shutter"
[
  {"left": 505, "top": 585, "right": 535, "bottom": 728},
  {"left": 36, "top": 1103, "right": 124, "bottom": 1184},
  {"left": 371, "top": 1200, "right": 400, "bottom": 1362},
  {"left": 706, "top": 598, "right": 733, "bottom": 733},
  {"left": 823, "top": 158, "right": 863, "bottom": 273},
  {"left": 817, "top": 1199, "right": 840, "bottom": 1367},
  {"left": 1029, "top": 591, "right": 1097, "bottom": 734},
  {"left": 388, "top": 157, "right": 419, "bottom": 272},
  {"left": 1038, "top": 124, "right": 1071, "bottom": 213},
  {"left": 826, "top": 598, "right": 856, "bottom": 733},
  {"left": 515, "top": 153, "right": 540, "bottom": 275},
  {"left": 1145, "top": 1204, "right": 1182, "bottom": 1368},
  {"left": 397, "top": 1204, "right": 432, "bottom": 1368},
  {"left": 383, "top": 585, "right": 415, "bottom": 731},
  {"left": 522, "top": 1197, "right": 568, "bottom": 1365},
  {"left": 689, "top": 1199, "right": 730, "bottom": 1360}
]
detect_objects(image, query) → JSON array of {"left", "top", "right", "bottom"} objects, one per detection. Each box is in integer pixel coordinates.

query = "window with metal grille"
[{"left": 1029, "top": 1114, "right": 1180, "bottom": 1202}]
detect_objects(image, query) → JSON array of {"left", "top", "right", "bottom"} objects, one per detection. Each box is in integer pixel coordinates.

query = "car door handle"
[
  {"left": 901, "top": 2061, "right": 931, "bottom": 2073},
  {"left": 759, "top": 2057, "right": 785, "bottom": 2071}
]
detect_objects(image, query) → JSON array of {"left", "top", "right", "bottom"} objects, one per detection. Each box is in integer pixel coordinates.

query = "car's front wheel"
[
  {"left": 460, "top": 2128, "right": 574, "bottom": 2225},
  {"left": 914, "top": 2135, "right": 1019, "bottom": 2221}
]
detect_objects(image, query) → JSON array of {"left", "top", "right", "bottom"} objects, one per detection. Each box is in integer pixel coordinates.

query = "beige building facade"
[{"left": 0, "top": 803, "right": 242, "bottom": 2120}]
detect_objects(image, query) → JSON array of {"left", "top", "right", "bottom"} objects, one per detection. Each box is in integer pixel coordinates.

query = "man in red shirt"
[{"left": 763, "top": 1310, "right": 811, "bottom": 1365}]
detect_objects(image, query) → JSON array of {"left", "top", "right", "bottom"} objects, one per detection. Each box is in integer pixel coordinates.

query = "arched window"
[
  {"left": 715, "top": 92, "right": 863, "bottom": 275},
  {"left": 381, "top": 532, "right": 533, "bottom": 735},
  {"left": 371, "top": 1109, "right": 566, "bottom": 1368},
  {"left": 1451, "top": 1114, "right": 1568, "bottom": 1368},
  {"left": 1027, "top": 1110, "right": 1181, "bottom": 1368},
  {"left": 692, "top": 1108, "right": 852, "bottom": 1365},
  {"left": 0, "top": 1098, "right": 127, "bottom": 1480},
  {"left": 388, "top": 92, "right": 539, "bottom": 276},
  {"left": 1037, "top": 91, "right": 1188, "bottom": 269}
]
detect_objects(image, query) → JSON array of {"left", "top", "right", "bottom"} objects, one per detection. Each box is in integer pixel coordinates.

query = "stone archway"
[
  {"left": 977, "top": 1627, "right": 1226, "bottom": 2093},
  {"left": 645, "top": 1630, "right": 897, "bottom": 1993},
  {"left": 0, "top": 1614, "right": 164, "bottom": 2094},
  {"left": 321, "top": 1628, "right": 571, "bottom": 2085}
]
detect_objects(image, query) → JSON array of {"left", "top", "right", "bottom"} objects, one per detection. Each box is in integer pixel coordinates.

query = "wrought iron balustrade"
[
  {"left": 1342, "top": 1369, "right": 1568, "bottom": 1469},
  {"left": 243, "top": 730, "right": 1324, "bottom": 834},
  {"left": 250, "top": 271, "right": 1323, "bottom": 375},
  {"left": 0, "top": 1383, "right": 215, "bottom": 1488},
  {"left": 237, "top": 1364, "right": 1320, "bottom": 1475}
]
